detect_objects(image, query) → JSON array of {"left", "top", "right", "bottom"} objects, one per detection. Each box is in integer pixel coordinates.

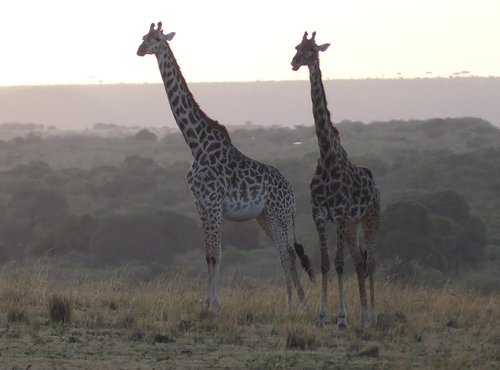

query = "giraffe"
[
  {"left": 137, "top": 22, "right": 314, "bottom": 313},
  {"left": 291, "top": 32, "right": 380, "bottom": 328}
]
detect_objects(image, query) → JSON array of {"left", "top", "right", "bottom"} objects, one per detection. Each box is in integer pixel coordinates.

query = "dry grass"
[{"left": 0, "top": 260, "right": 498, "bottom": 369}]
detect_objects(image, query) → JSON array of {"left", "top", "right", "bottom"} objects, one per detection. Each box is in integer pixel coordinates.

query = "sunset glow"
[{"left": 2, "top": 0, "right": 499, "bottom": 86}]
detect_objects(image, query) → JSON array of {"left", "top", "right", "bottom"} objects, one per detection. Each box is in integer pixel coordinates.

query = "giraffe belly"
[{"left": 223, "top": 197, "right": 266, "bottom": 222}]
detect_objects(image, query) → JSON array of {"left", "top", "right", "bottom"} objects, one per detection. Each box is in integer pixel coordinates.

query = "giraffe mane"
[
  {"left": 165, "top": 42, "right": 231, "bottom": 143},
  {"left": 315, "top": 63, "right": 338, "bottom": 137}
]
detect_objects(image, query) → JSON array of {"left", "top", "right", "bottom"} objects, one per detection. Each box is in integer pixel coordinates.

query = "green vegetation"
[{"left": 0, "top": 117, "right": 499, "bottom": 292}]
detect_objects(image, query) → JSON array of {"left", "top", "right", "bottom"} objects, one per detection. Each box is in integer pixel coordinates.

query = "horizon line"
[{"left": 1, "top": 75, "right": 500, "bottom": 88}]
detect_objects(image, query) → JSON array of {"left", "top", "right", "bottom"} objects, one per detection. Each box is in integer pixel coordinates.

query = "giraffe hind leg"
[
  {"left": 345, "top": 222, "right": 371, "bottom": 327},
  {"left": 288, "top": 243, "right": 305, "bottom": 302},
  {"left": 362, "top": 205, "right": 380, "bottom": 325},
  {"left": 256, "top": 212, "right": 304, "bottom": 311}
]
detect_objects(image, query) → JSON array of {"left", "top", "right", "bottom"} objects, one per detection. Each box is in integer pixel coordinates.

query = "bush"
[
  {"left": 379, "top": 191, "right": 488, "bottom": 274},
  {"left": 48, "top": 294, "right": 73, "bottom": 323}
]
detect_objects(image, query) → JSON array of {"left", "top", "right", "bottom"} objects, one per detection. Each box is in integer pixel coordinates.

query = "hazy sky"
[{"left": 2, "top": 0, "right": 499, "bottom": 86}]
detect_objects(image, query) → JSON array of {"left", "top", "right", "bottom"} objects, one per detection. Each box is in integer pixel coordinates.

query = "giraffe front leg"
[
  {"left": 335, "top": 221, "right": 348, "bottom": 330},
  {"left": 314, "top": 213, "right": 329, "bottom": 327},
  {"left": 200, "top": 206, "right": 223, "bottom": 314},
  {"left": 204, "top": 253, "right": 214, "bottom": 311},
  {"left": 197, "top": 212, "right": 213, "bottom": 312},
  {"left": 210, "top": 214, "right": 223, "bottom": 312},
  {"left": 201, "top": 223, "right": 216, "bottom": 313}
]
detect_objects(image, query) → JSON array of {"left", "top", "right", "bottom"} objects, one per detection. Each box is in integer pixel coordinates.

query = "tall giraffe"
[
  {"left": 137, "top": 22, "right": 314, "bottom": 313},
  {"left": 291, "top": 32, "right": 380, "bottom": 328}
]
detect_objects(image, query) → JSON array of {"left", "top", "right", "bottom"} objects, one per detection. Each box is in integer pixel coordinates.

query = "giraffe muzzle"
[{"left": 137, "top": 45, "right": 147, "bottom": 57}]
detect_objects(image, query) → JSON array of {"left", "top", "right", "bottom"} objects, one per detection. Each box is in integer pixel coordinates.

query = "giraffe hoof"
[
  {"left": 337, "top": 322, "right": 349, "bottom": 330},
  {"left": 315, "top": 318, "right": 327, "bottom": 327},
  {"left": 315, "top": 311, "right": 328, "bottom": 327}
]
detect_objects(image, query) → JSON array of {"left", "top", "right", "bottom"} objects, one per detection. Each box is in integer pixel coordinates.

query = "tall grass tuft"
[
  {"left": 48, "top": 294, "right": 73, "bottom": 323},
  {"left": 5, "top": 288, "right": 28, "bottom": 323}
]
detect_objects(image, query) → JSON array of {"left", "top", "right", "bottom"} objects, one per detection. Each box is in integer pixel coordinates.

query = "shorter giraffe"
[
  {"left": 137, "top": 22, "right": 314, "bottom": 313},
  {"left": 291, "top": 32, "right": 380, "bottom": 328}
]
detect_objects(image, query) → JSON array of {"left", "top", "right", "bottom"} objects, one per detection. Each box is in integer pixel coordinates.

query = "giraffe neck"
[
  {"left": 308, "top": 61, "right": 340, "bottom": 158},
  {"left": 155, "top": 43, "right": 231, "bottom": 159}
]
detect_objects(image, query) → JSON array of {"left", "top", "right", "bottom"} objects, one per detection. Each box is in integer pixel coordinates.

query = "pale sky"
[{"left": 1, "top": 0, "right": 499, "bottom": 86}]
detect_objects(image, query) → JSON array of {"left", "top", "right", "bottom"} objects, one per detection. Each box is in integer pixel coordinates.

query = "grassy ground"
[{"left": 0, "top": 260, "right": 498, "bottom": 369}]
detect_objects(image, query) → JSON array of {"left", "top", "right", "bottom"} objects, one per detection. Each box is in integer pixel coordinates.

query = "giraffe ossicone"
[
  {"left": 291, "top": 31, "right": 381, "bottom": 329},
  {"left": 137, "top": 21, "right": 314, "bottom": 313}
]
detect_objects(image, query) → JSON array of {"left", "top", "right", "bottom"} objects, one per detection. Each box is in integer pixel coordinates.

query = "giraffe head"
[
  {"left": 137, "top": 22, "right": 176, "bottom": 57},
  {"left": 291, "top": 32, "right": 330, "bottom": 71}
]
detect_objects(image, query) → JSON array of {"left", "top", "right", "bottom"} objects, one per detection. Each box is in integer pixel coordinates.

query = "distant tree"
[
  {"left": 0, "top": 184, "right": 68, "bottom": 260},
  {"left": 8, "top": 160, "right": 52, "bottom": 179},
  {"left": 7, "top": 184, "right": 68, "bottom": 231},
  {"left": 0, "top": 218, "right": 26, "bottom": 261},
  {"left": 92, "top": 122, "right": 121, "bottom": 130},
  {"left": 0, "top": 122, "right": 43, "bottom": 130},
  {"left": 10, "top": 134, "right": 43, "bottom": 146},
  {"left": 223, "top": 221, "right": 263, "bottom": 250},
  {"left": 421, "top": 118, "right": 446, "bottom": 138},
  {"left": 420, "top": 191, "right": 470, "bottom": 222},
  {"left": 90, "top": 211, "right": 201, "bottom": 264},
  {"left": 34, "top": 214, "right": 96, "bottom": 256},
  {"left": 379, "top": 200, "right": 434, "bottom": 262},
  {"left": 97, "top": 174, "right": 156, "bottom": 198},
  {"left": 121, "top": 155, "right": 161, "bottom": 175},
  {"left": 379, "top": 191, "right": 488, "bottom": 274},
  {"left": 95, "top": 156, "right": 162, "bottom": 197},
  {"left": 134, "top": 129, "right": 157, "bottom": 142},
  {"left": 35, "top": 210, "right": 202, "bottom": 264}
]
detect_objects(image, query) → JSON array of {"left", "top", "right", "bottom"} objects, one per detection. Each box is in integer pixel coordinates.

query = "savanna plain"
[{"left": 0, "top": 260, "right": 498, "bottom": 370}]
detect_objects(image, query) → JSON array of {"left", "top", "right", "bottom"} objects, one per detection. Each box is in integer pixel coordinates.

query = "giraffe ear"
[
  {"left": 317, "top": 43, "right": 331, "bottom": 52},
  {"left": 164, "top": 32, "right": 176, "bottom": 41}
]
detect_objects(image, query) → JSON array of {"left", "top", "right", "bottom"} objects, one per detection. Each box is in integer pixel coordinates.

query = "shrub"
[{"left": 48, "top": 294, "right": 73, "bottom": 323}]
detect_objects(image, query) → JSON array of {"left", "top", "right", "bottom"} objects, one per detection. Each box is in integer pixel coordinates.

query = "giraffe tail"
[
  {"left": 294, "top": 242, "right": 315, "bottom": 282},
  {"left": 291, "top": 213, "right": 315, "bottom": 282}
]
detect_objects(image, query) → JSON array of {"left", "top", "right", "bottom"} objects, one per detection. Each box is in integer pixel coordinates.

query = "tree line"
[{"left": 0, "top": 117, "right": 498, "bottom": 290}]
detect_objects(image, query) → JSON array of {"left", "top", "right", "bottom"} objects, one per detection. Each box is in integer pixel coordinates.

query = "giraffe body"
[
  {"left": 137, "top": 22, "right": 313, "bottom": 313},
  {"left": 187, "top": 146, "right": 294, "bottom": 224},
  {"left": 292, "top": 32, "right": 380, "bottom": 328},
  {"left": 220, "top": 151, "right": 273, "bottom": 222}
]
